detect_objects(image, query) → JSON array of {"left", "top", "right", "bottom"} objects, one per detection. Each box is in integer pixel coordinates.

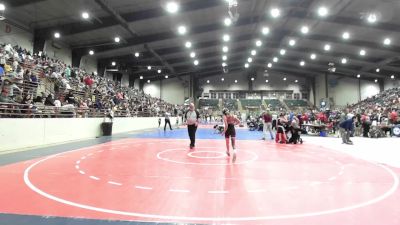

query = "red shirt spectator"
[
  {"left": 390, "top": 110, "right": 398, "bottom": 122},
  {"left": 263, "top": 113, "right": 272, "bottom": 123},
  {"left": 84, "top": 76, "right": 93, "bottom": 86}
]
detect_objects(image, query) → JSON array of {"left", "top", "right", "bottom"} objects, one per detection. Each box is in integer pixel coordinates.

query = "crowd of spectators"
[{"left": 0, "top": 43, "right": 179, "bottom": 118}]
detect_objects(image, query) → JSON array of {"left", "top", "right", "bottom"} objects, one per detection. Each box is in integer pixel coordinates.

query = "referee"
[{"left": 185, "top": 103, "right": 200, "bottom": 149}]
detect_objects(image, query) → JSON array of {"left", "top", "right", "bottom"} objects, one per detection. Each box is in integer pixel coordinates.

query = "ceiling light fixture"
[
  {"left": 251, "top": 50, "right": 257, "bottom": 56},
  {"left": 140, "top": 76, "right": 143, "bottom": 80},
  {"left": 390, "top": 75, "right": 395, "bottom": 79},
  {"left": 245, "top": 63, "right": 249, "bottom": 68},
  {"left": 262, "top": 27, "right": 270, "bottom": 35},
  {"left": 289, "top": 39, "right": 296, "bottom": 46},
  {"left": 0, "top": 3, "right": 6, "bottom": 11},
  {"left": 267, "top": 63, "right": 272, "bottom": 68},
  {"left": 207, "top": 80, "right": 210, "bottom": 83},
  {"left": 280, "top": 49, "right": 286, "bottom": 55},
  {"left": 283, "top": 77, "right": 287, "bottom": 81},
  {"left": 114, "top": 37, "right": 120, "bottom": 43},
  {"left": 367, "top": 13, "right": 377, "bottom": 23},
  {"left": 111, "top": 61, "right": 116, "bottom": 66},
  {"left": 357, "top": 74, "right": 361, "bottom": 78},
  {"left": 89, "top": 50, "right": 94, "bottom": 55},
  {"left": 147, "top": 66, "right": 152, "bottom": 70},
  {"left": 157, "top": 69, "right": 162, "bottom": 74},
  {"left": 224, "top": 17, "right": 232, "bottom": 26},
  {"left": 222, "top": 46, "right": 229, "bottom": 52},
  {"left": 341, "top": 58, "right": 348, "bottom": 64},
  {"left": 194, "top": 60, "right": 199, "bottom": 66},
  {"left": 256, "top": 40, "right": 262, "bottom": 47},
  {"left": 185, "top": 41, "right": 192, "bottom": 48},
  {"left": 324, "top": 44, "right": 331, "bottom": 51},
  {"left": 223, "top": 34, "right": 230, "bottom": 42},
  {"left": 383, "top": 38, "right": 391, "bottom": 46},
  {"left": 342, "top": 32, "right": 350, "bottom": 40},
  {"left": 248, "top": 57, "right": 253, "bottom": 63},
  {"left": 165, "top": 75, "right": 169, "bottom": 79},
  {"left": 273, "top": 57, "right": 279, "bottom": 63},
  {"left": 270, "top": 8, "right": 281, "bottom": 18},
  {"left": 300, "top": 61, "right": 305, "bottom": 66},
  {"left": 235, "top": 80, "right": 238, "bottom": 83},
  {"left": 177, "top": 25, "right": 187, "bottom": 35},
  {"left": 82, "top": 12, "right": 90, "bottom": 19},
  {"left": 54, "top": 32, "right": 61, "bottom": 39},
  {"left": 190, "top": 52, "right": 196, "bottom": 58},
  {"left": 359, "top": 49, "right": 366, "bottom": 56},
  {"left": 376, "top": 68, "right": 380, "bottom": 73},
  {"left": 166, "top": 1, "right": 179, "bottom": 13},
  {"left": 222, "top": 55, "right": 227, "bottom": 61},
  {"left": 222, "top": 62, "right": 227, "bottom": 67},
  {"left": 134, "top": 52, "right": 140, "bottom": 57},
  {"left": 318, "top": 6, "right": 328, "bottom": 17},
  {"left": 300, "top": 26, "right": 309, "bottom": 34},
  {"left": 310, "top": 53, "right": 316, "bottom": 60}
]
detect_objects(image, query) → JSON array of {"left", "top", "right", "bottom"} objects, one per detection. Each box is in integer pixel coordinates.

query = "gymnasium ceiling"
[{"left": 2, "top": 0, "right": 400, "bottom": 81}]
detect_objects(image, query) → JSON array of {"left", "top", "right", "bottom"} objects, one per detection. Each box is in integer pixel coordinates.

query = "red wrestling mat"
[{"left": 0, "top": 138, "right": 399, "bottom": 225}]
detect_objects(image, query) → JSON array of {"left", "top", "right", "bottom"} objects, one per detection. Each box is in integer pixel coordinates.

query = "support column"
[
  {"left": 325, "top": 72, "right": 329, "bottom": 98},
  {"left": 33, "top": 33, "right": 45, "bottom": 54},
  {"left": 72, "top": 49, "right": 85, "bottom": 68},
  {"left": 358, "top": 79, "right": 361, "bottom": 102}
]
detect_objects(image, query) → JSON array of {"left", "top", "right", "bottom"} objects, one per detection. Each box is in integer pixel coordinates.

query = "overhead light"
[
  {"left": 280, "top": 49, "right": 286, "bottom": 55},
  {"left": 374, "top": 79, "right": 378, "bottom": 83},
  {"left": 248, "top": 57, "right": 253, "bottom": 63},
  {"left": 383, "top": 38, "right": 391, "bottom": 46},
  {"left": 376, "top": 68, "right": 380, "bottom": 72},
  {"left": 273, "top": 57, "right": 278, "bottom": 63},
  {"left": 207, "top": 80, "right": 210, "bottom": 83},
  {"left": 222, "top": 62, "right": 227, "bottom": 67},
  {"left": 283, "top": 77, "right": 287, "bottom": 81},
  {"left": 357, "top": 74, "right": 361, "bottom": 78},
  {"left": 390, "top": 75, "right": 395, "bottom": 79},
  {"left": 267, "top": 63, "right": 272, "bottom": 68},
  {"left": 157, "top": 69, "right": 162, "bottom": 74},
  {"left": 166, "top": 1, "right": 179, "bottom": 13},
  {"left": 114, "top": 37, "right": 121, "bottom": 43},
  {"left": 147, "top": 80, "right": 151, "bottom": 83},
  {"left": 165, "top": 75, "right": 169, "bottom": 79},
  {"left": 224, "top": 17, "right": 232, "bottom": 26},
  {"left": 359, "top": 49, "right": 366, "bottom": 56},
  {"left": 234, "top": 80, "right": 238, "bottom": 83},
  {"left": 89, "top": 50, "right": 94, "bottom": 55},
  {"left": 194, "top": 60, "right": 199, "bottom": 66},
  {"left": 0, "top": 3, "right": 6, "bottom": 11},
  {"left": 324, "top": 44, "right": 331, "bottom": 51},
  {"left": 223, "top": 34, "right": 230, "bottom": 42},
  {"left": 367, "top": 13, "right": 377, "bottom": 23},
  {"left": 190, "top": 52, "right": 196, "bottom": 58},
  {"left": 265, "top": 80, "right": 269, "bottom": 83},
  {"left": 111, "top": 61, "right": 116, "bottom": 66},
  {"left": 222, "top": 46, "right": 229, "bottom": 52},
  {"left": 300, "top": 26, "right": 309, "bottom": 34},
  {"left": 251, "top": 50, "right": 257, "bottom": 56},
  {"left": 221, "top": 78, "right": 225, "bottom": 81},
  {"left": 134, "top": 52, "right": 140, "bottom": 57},
  {"left": 317, "top": 6, "right": 328, "bottom": 17},
  {"left": 295, "top": 80, "right": 298, "bottom": 83},
  {"left": 185, "top": 41, "right": 192, "bottom": 48},
  {"left": 147, "top": 66, "right": 152, "bottom": 70},
  {"left": 342, "top": 32, "right": 350, "bottom": 40},
  {"left": 262, "top": 27, "right": 270, "bottom": 35},
  {"left": 177, "top": 25, "right": 187, "bottom": 35},
  {"left": 300, "top": 61, "right": 305, "bottom": 66},
  {"left": 222, "top": 55, "right": 227, "bottom": 61},
  {"left": 54, "top": 32, "right": 61, "bottom": 39},
  {"left": 270, "top": 8, "right": 281, "bottom": 18},
  {"left": 341, "top": 58, "right": 348, "bottom": 64},
  {"left": 310, "top": 53, "right": 316, "bottom": 60},
  {"left": 289, "top": 39, "right": 296, "bottom": 46},
  {"left": 140, "top": 76, "right": 143, "bottom": 80},
  {"left": 251, "top": 77, "right": 255, "bottom": 81},
  {"left": 82, "top": 12, "right": 90, "bottom": 19},
  {"left": 255, "top": 40, "right": 262, "bottom": 47},
  {"left": 245, "top": 63, "right": 249, "bottom": 68}
]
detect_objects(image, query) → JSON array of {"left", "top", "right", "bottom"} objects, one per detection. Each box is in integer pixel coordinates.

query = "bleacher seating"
[
  {"left": 284, "top": 99, "right": 309, "bottom": 109},
  {"left": 198, "top": 99, "right": 219, "bottom": 109},
  {"left": 265, "top": 99, "right": 284, "bottom": 111},
  {"left": 240, "top": 99, "right": 262, "bottom": 109},
  {"left": 223, "top": 99, "right": 238, "bottom": 110}
]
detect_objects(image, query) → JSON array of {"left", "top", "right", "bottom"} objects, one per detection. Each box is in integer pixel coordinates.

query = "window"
[
  {"left": 211, "top": 92, "right": 216, "bottom": 99},
  {"left": 294, "top": 93, "right": 300, "bottom": 100},
  {"left": 233, "top": 93, "right": 239, "bottom": 99},
  {"left": 218, "top": 93, "right": 224, "bottom": 99},
  {"left": 302, "top": 92, "right": 308, "bottom": 100},
  {"left": 225, "top": 93, "right": 231, "bottom": 99},
  {"left": 286, "top": 93, "right": 292, "bottom": 99}
]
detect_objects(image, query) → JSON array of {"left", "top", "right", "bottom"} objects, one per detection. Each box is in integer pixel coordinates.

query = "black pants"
[
  {"left": 164, "top": 119, "right": 172, "bottom": 130},
  {"left": 188, "top": 124, "right": 197, "bottom": 147},
  {"left": 363, "top": 123, "right": 370, "bottom": 137}
]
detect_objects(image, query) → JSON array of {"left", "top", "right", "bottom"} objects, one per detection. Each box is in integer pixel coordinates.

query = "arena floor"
[{"left": 0, "top": 127, "right": 399, "bottom": 225}]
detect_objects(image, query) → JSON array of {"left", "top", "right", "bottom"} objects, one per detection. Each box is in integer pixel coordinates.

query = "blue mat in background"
[{"left": 132, "top": 128, "right": 265, "bottom": 140}]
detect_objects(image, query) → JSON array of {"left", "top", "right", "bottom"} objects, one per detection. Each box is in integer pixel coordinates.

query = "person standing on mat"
[
  {"left": 339, "top": 116, "right": 356, "bottom": 144},
  {"left": 164, "top": 111, "right": 173, "bottom": 131},
  {"left": 185, "top": 103, "right": 200, "bottom": 149},
  {"left": 222, "top": 108, "right": 241, "bottom": 162},
  {"left": 262, "top": 110, "right": 274, "bottom": 140}
]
